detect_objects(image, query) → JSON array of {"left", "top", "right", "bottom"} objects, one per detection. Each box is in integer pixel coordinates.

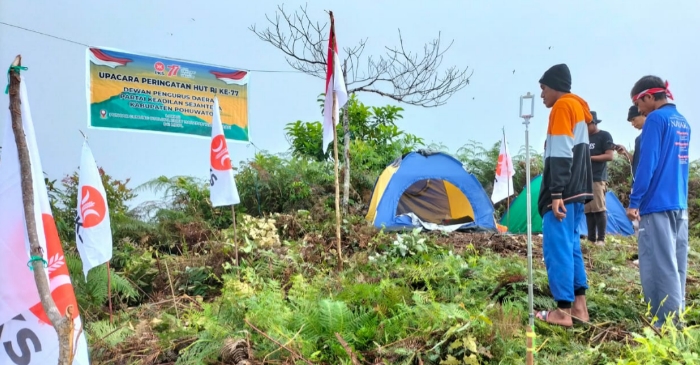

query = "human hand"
[
  {"left": 552, "top": 199, "right": 567, "bottom": 221},
  {"left": 615, "top": 144, "right": 627, "bottom": 154},
  {"left": 626, "top": 208, "right": 639, "bottom": 221}
]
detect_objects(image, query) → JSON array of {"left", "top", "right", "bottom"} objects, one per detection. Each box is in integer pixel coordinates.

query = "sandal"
[{"left": 535, "top": 310, "right": 573, "bottom": 328}]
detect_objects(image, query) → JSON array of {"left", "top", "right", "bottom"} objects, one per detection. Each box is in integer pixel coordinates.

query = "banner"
[{"left": 86, "top": 47, "right": 249, "bottom": 142}]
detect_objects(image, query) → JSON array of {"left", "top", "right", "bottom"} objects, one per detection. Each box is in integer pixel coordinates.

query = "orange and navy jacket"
[{"left": 538, "top": 93, "right": 594, "bottom": 217}]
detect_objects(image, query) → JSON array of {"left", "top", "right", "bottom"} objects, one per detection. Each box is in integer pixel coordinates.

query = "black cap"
[
  {"left": 591, "top": 111, "right": 602, "bottom": 124},
  {"left": 539, "top": 64, "right": 572, "bottom": 93},
  {"left": 627, "top": 105, "right": 642, "bottom": 121}
]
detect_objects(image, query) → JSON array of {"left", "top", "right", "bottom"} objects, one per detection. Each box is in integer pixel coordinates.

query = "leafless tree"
[{"left": 250, "top": 3, "right": 473, "bottom": 210}]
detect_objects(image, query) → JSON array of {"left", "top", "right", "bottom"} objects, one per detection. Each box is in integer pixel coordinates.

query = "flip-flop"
[{"left": 535, "top": 310, "right": 573, "bottom": 328}]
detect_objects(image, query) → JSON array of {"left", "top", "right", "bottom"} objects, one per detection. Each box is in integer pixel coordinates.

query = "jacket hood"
[{"left": 560, "top": 93, "right": 593, "bottom": 123}]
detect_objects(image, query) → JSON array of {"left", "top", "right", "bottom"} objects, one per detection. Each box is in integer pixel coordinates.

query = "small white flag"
[
  {"left": 322, "top": 15, "right": 349, "bottom": 152},
  {"left": 209, "top": 97, "right": 240, "bottom": 207},
  {"left": 76, "top": 140, "right": 113, "bottom": 279},
  {"left": 491, "top": 133, "right": 515, "bottom": 203}
]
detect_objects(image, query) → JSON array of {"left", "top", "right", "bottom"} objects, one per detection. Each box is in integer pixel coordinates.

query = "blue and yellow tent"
[{"left": 365, "top": 150, "right": 498, "bottom": 231}]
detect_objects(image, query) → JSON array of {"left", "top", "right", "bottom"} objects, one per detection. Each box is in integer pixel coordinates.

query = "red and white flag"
[
  {"left": 491, "top": 133, "right": 515, "bottom": 204},
  {"left": 0, "top": 80, "right": 89, "bottom": 363},
  {"left": 322, "top": 14, "right": 348, "bottom": 152},
  {"left": 76, "top": 140, "right": 113, "bottom": 279},
  {"left": 209, "top": 97, "right": 240, "bottom": 207}
]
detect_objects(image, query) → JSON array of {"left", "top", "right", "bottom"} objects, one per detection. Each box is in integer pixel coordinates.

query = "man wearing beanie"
[
  {"left": 535, "top": 63, "right": 594, "bottom": 328},
  {"left": 585, "top": 111, "right": 615, "bottom": 246}
]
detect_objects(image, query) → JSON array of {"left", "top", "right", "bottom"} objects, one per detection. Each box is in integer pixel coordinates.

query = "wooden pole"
[
  {"left": 232, "top": 204, "right": 239, "bottom": 266},
  {"left": 504, "top": 128, "right": 511, "bottom": 230},
  {"left": 8, "top": 55, "right": 75, "bottom": 364},
  {"left": 526, "top": 330, "right": 535, "bottom": 364},
  {"left": 332, "top": 91, "right": 343, "bottom": 270},
  {"left": 107, "top": 262, "right": 113, "bottom": 325}
]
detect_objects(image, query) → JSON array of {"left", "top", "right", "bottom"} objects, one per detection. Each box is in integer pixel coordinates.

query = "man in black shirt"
[
  {"left": 586, "top": 111, "right": 615, "bottom": 246},
  {"left": 615, "top": 106, "right": 647, "bottom": 266},
  {"left": 615, "top": 106, "right": 646, "bottom": 178}
]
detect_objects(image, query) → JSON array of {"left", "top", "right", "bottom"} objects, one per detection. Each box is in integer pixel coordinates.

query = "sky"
[{"left": 1, "top": 0, "right": 699, "bottom": 208}]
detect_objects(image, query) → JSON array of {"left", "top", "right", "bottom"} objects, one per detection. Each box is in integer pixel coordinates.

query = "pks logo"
[
  {"left": 28, "top": 214, "right": 79, "bottom": 326},
  {"left": 495, "top": 154, "right": 510, "bottom": 177},
  {"left": 154, "top": 61, "right": 180, "bottom": 77},
  {"left": 100, "top": 109, "right": 107, "bottom": 119},
  {"left": 75, "top": 185, "right": 107, "bottom": 244},
  {"left": 210, "top": 135, "right": 232, "bottom": 172}
]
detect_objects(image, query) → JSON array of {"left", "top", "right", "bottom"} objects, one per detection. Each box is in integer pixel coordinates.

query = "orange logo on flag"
[
  {"left": 210, "top": 135, "right": 232, "bottom": 171},
  {"left": 80, "top": 186, "right": 107, "bottom": 228},
  {"left": 28, "top": 214, "right": 79, "bottom": 324},
  {"left": 496, "top": 154, "right": 508, "bottom": 176}
]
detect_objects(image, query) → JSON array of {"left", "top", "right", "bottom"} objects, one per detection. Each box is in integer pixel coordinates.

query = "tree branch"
[
  {"left": 8, "top": 55, "right": 75, "bottom": 365},
  {"left": 250, "top": 3, "right": 472, "bottom": 107}
]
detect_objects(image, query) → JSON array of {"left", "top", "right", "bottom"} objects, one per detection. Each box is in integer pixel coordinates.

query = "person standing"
[
  {"left": 535, "top": 63, "right": 593, "bottom": 327},
  {"left": 615, "top": 105, "right": 647, "bottom": 178},
  {"left": 626, "top": 76, "right": 691, "bottom": 328},
  {"left": 616, "top": 106, "right": 647, "bottom": 265},
  {"left": 586, "top": 112, "right": 615, "bottom": 246}
]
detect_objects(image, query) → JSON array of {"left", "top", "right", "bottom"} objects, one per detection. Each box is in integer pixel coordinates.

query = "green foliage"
[
  {"left": 33, "top": 94, "right": 700, "bottom": 364},
  {"left": 284, "top": 94, "right": 424, "bottom": 175}
]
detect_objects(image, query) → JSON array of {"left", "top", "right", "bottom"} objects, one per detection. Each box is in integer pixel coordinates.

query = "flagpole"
[
  {"left": 232, "top": 205, "right": 239, "bottom": 266},
  {"left": 106, "top": 262, "right": 113, "bottom": 324},
  {"left": 332, "top": 91, "right": 343, "bottom": 270},
  {"left": 328, "top": 10, "right": 343, "bottom": 271},
  {"left": 504, "top": 127, "right": 511, "bottom": 230}
]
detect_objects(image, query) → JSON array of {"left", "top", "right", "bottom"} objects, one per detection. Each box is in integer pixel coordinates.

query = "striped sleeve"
[{"left": 545, "top": 103, "right": 574, "bottom": 197}]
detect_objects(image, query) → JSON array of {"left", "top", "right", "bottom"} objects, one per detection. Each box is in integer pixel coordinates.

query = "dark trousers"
[{"left": 585, "top": 212, "right": 607, "bottom": 242}]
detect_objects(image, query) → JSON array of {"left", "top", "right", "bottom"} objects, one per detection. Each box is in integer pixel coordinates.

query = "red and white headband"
[{"left": 632, "top": 80, "right": 674, "bottom": 101}]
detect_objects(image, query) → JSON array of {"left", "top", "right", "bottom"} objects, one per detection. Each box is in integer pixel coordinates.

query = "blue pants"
[{"left": 542, "top": 202, "right": 588, "bottom": 307}]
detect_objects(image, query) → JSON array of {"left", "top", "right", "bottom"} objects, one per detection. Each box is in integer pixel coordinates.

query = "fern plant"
[{"left": 65, "top": 252, "right": 138, "bottom": 321}]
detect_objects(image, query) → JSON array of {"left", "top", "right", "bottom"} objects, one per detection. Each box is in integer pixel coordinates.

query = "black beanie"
[
  {"left": 627, "top": 105, "right": 641, "bottom": 121},
  {"left": 539, "top": 64, "right": 571, "bottom": 93}
]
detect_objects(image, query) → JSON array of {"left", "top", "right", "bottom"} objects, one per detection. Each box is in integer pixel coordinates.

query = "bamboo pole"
[
  {"left": 107, "top": 262, "right": 113, "bottom": 325},
  {"left": 8, "top": 55, "right": 75, "bottom": 365},
  {"left": 332, "top": 91, "right": 343, "bottom": 270},
  {"left": 232, "top": 204, "right": 239, "bottom": 266}
]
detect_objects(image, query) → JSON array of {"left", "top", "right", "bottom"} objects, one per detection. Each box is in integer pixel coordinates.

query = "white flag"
[
  {"left": 0, "top": 79, "right": 90, "bottom": 364},
  {"left": 209, "top": 97, "right": 240, "bottom": 207},
  {"left": 491, "top": 134, "right": 515, "bottom": 203},
  {"left": 76, "top": 140, "right": 113, "bottom": 279},
  {"left": 322, "top": 16, "right": 348, "bottom": 152}
]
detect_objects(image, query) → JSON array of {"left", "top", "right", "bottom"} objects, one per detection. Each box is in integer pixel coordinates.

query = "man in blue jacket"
[{"left": 627, "top": 76, "right": 691, "bottom": 328}]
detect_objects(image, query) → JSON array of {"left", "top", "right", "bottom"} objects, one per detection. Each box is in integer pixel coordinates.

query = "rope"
[
  {"left": 5, "top": 65, "right": 28, "bottom": 94},
  {"left": 27, "top": 255, "right": 47, "bottom": 270},
  {"left": 0, "top": 21, "right": 305, "bottom": 74}
]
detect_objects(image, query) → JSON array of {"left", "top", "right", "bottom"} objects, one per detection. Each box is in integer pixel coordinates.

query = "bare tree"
[
  {"left": 250, "top": 4, "right": 473, "bottom": 210},
  {"left": 8, "top": 55, "right": 76, "bottom": 365}
]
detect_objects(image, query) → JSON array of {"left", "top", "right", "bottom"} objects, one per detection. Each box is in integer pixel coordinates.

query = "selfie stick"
[{"left": 520, "top": 92, "right": 536, "bottom": 364}]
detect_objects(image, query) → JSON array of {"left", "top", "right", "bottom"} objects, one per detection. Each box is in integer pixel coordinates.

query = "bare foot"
[
  {"left": 536, "top": 308, "right": 573, "bottom": 327},
  {"left": 572, "top": 295, "right": 590, "bottom": 323}
]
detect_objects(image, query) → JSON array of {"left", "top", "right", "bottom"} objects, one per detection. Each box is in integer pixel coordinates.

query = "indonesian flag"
[
  {"left": 491, "top": 133, "right": 515, "bottom": 204},
  {"left": 0, "top": 79, "right": 89, "bottom": 363},
  {"left": 209, "top": 97, "right": 240, "bottom": 207},
  {"left": 322, "top": 13, "right": 348, "bottom": 153},
  {"left": 76, "top": 140, "right": 113, "bottom": 279}
]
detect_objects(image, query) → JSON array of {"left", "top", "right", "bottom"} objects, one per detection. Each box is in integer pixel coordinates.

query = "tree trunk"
[
  {"left": 341, "top": 60, "right": 351, "bottom": 213},
  {"left": 8, "top": 55, "right": 75, "bottom": 365}
]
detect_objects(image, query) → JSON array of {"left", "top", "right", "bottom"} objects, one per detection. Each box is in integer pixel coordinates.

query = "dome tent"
[
  {"left": 501, "top": 174, "right": 635, "bottom": 236},
  {"left": 365, "top": 150, "right": 498, "bottom": 232}
]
